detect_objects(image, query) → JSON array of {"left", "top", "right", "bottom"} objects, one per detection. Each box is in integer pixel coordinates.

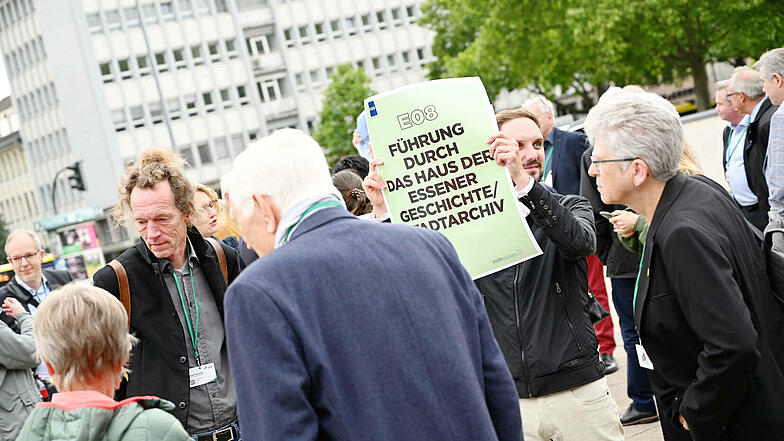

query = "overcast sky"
[{"left": 0, "top": 55, "right": 11, "bottom": 100}]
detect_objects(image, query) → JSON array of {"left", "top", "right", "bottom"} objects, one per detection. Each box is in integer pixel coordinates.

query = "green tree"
[
  {"left": 312, "top": 64, "right": 375, "bottom": 164},
  {"left": 0, "top": 215, "right": 8, "bottom": 262},
  {"left": 421, "top": 0, "right": 784, "bottom": 110}
]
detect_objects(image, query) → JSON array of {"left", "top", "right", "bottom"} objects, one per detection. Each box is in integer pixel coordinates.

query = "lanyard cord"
[
  {"left": 725, "top": 126, "right": 748, "bottom": 164},
  {"left": 632, "top": 241, "right": 647, "bottom": 314},
  {"left": 541, "top": 143, "right": 555, "bottom": 180},
  {"left": 172, "top": 256, "right": 199, "bottom": 363},
  {"left": 283, "top": 201, "right": 343, "bottom": 244}
]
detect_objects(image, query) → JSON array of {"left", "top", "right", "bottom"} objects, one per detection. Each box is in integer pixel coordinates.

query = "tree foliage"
[
  {"left": 0, "top": 215, "right": 8, "bottom": 261},
  {"left": 420, "top": 0, "right": 784, "bottom": 110},
  {"left": 312, "top": 64, "right": 375, "bottom": 164}
]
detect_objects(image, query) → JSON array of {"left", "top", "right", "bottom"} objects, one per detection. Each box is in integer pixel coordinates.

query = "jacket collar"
[
  {"left": 634, "top": 172, "right": 689, "bottom": 328},
  {"left": 286, "top": 206, "right": 355, "bottom": 244}
]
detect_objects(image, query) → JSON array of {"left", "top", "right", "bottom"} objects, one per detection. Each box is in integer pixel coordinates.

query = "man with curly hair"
[{"left": 93, "top": 148, "right": 243, "bottom": 440}]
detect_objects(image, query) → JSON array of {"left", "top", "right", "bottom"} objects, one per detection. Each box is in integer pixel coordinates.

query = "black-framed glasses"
[
  {"left": 726, "top": 92, "right": 738, "bottom": 100},
  {"left": 8, "top": 252, "right": 40, "bottom": 264},
  {"left": 590, "top": 157, "right": 637, "bottom": 166}
]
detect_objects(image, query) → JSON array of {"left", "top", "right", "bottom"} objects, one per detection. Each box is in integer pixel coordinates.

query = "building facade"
[
  {"left": 0, "top": 96, "right": 37, "bottom": 232},
  {"left": 0, "top": 0, "right": 435, "bottom": 259}
]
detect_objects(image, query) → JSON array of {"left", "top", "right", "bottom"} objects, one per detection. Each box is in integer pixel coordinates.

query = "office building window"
[{"left": 198, "top": 143, "right": 212, "bottom": 164}]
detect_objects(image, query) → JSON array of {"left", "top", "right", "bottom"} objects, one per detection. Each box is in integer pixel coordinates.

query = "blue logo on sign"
[{"left": 368, "top": 101, "right": 378, "bottom": 117}]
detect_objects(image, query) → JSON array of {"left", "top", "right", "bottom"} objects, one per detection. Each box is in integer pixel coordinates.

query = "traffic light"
[{"left": 67, "top": 161, "right": 85, "bottom": 191}]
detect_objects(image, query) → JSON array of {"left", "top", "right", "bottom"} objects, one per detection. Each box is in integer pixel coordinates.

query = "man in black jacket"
[
  {"left": 727, "top": 67, "right": 779, "bottom": 226},
  {"left": 93, "top": 148, "right": 241, "bottom": 440},
  {"left": 478, "top": 109, "right": 622, "bottom": 440}
]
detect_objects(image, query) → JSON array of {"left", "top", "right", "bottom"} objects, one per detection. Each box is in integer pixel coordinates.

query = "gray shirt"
[{"left": 159, "top": 240, "right": 236, "bottom": 434}]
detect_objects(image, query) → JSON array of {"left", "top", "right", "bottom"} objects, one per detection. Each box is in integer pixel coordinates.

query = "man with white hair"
[
  {"left": 221, "top": 129, "right": 523, "bottom": 441},
  {"left": 586, "top": 90, "right": 784, "bottom": 440},
  {"left": 727, "top": 67, "right": 779, "bottom": 227},
  {"left": 0, "top": 229, "right": 72, "bottom": 397},
  {"left": 755, "top": 48, "right": 784, "bottom": 218},
  {"left": 523, "top": 95, "right": 619, "bottom": 376}
]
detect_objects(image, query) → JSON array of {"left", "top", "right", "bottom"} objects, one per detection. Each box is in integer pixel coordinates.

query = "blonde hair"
[
  {"left": 33, "top": 282, "right": 136, "bottom": 390},
  {"left": 679, "top": 143, "right": 703, "bottom": 176}
]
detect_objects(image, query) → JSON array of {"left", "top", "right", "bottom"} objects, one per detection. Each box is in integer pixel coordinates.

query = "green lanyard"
[
  {"left": 541, "top": 144, "right": 555, "bottom": 181},
  {"left": 172, "top": 250, "right": 200, "bottom": 363},
  {"left": 283, "top": 201, "right": 343, "bottom": 243},
  {"left": 725, "top": 126, "right": 748, "bottom": 164},
  {"left": 632, "top": 241, "right": 647, "bottom": 314}
]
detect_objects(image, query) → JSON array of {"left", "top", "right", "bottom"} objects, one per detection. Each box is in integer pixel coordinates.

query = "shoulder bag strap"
[
  {"left": 108, "top": 260, "right": 131, "bottom": 330},
  {"left": 206, "top": 237, "right": 228, "bottom": 285}
]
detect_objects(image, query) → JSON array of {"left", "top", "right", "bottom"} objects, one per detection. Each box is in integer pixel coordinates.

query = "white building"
[
  {"left": 0, "top": 96, "right": 37, "bottom": 232},
  {"left": 0, "top": 0, "right": 435, "bottom": 258}
]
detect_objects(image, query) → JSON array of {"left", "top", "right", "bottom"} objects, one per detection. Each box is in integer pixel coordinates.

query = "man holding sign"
[{"left": 365, "top": 108, "right": 623, "bottom": 441}]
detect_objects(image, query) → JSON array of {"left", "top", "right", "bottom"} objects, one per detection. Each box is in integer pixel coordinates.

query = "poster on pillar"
[{"left": 364, "top": 77, "right": 542, "bottom": 279}]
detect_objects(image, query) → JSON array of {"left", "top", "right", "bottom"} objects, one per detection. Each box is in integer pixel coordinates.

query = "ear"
[
  {"left": 251, "top": 194, "right": 281, "bottom": 234},
  {"left": 631, "top": 159, "right": 650, "bottom": 188}
]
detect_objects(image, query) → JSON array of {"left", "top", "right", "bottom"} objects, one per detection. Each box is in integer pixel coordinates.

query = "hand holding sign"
[
  {"left": 363, "top": 159, "right": 388, "bottom": 219},
  {"left": 487, "top": 132, "right": 531, "bottom": 191}
]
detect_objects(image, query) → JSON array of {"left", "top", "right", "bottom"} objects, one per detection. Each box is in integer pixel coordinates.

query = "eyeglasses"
[
  {"left": 590, "top": 157, "right": 638, "bottom": 166},
  {"left": 726, "top": 92, "right": 738, "bottom": 100},
  {"left": 8, "top": 252, "right": 40, "bottom": 264}
]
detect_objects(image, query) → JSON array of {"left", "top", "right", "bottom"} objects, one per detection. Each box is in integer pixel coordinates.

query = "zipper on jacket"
[
  {"left": 555, "top": 282, "right": 583, "bottom": 351},
  {"left": 513, "top": 265, "right": 533, "bottom": 397}
]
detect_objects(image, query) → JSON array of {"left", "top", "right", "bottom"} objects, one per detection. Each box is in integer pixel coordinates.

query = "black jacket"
[
  {"left": 0, "top": 269, "right": 73, "bottom": 333},
  {"left": 474, "top": 181, "right": 604, "bottom": 398},
  {"left": 579, "top": 147, "right": 640, "bottom": 277},
  {"left": 635, "top": 173, "right": 784, "bottom": 440},
  {"left": 548, "top": 127, "right": 590, "bottom": 196},
  {"left": 93, "top": 227, "right": 241, "bottom": 426},
  {"left": 742, "top": 98, "right": 778, "bottom": 216}
]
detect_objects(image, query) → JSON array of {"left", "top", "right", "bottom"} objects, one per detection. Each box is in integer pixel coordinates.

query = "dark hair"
[
  {"left": 495, "top": 108, "right": 540, "bottom": 129},
  {"left": 332, "top": 170, "right": 372, "bottom": 215},
  {"left": 331, "top": 155, "right": 370, "bottom": 178}
]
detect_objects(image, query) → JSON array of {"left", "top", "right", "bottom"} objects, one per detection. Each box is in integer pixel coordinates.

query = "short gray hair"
[
  {"left": 585, "top": 91, "right": 683, "bottom": 181},
  {"left": 755, "top": 48, "right": 784, "bottom": 79},
  {"left": 4, "top": 229, "right": 43, "bottom": 255},
  {"left": 730, "top": 67, "right": 765, "bottom": 99},
  {"left": 221, "top": 129, "right": 336, "bottom": 217},
  {"left": 522, "top": 95, "right": 554, "bottom": 116},
  {"left": 714, "top": 79, "right": 730, "bottom": 91}
]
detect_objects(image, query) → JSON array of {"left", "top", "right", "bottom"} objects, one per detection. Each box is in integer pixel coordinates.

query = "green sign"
[{"left": 365, "top": 77, "right": 541, "bottom": 278}]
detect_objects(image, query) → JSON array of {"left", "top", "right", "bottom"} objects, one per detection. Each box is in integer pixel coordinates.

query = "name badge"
[
  {"left": 189, "top": 363, "right": 217, "bottom": 388},
  {"left": 636, "top": 344, "right": 654, "bottom": 370}
]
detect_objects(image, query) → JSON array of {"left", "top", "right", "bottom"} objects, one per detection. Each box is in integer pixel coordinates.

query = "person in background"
[
  {"left": 0, "top": 296, "right": 41, "bottom": 440},
  {"left": 0, "top": 229, "right": 73, "bottom": 399},
  {"left": 586, "top": 89, "right": 784, "bottom": 440},
  {"left": 332, "top": 170, "right": 372, "bottom": 215},
  {"left": 192, "top": 184, "right": 246, "bottom": 269},
  {"left": 16, "top": 283, "right": 191, "bottom": 441},
  {"left": 331, "top": 154, "right": 370, "bottom": 178}
]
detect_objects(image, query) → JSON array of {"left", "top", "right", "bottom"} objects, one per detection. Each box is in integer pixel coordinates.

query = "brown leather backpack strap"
[
  {"left": 206, "top": 237, "right": 228, "bottom": 285},
  {"left": 108, "top": 260, "right": 131, "bottom": 330}
]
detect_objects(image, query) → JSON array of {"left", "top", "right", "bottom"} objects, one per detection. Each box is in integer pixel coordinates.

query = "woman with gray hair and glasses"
[{"left": 585, "top": 90, "right": 784, "bottom": 440}]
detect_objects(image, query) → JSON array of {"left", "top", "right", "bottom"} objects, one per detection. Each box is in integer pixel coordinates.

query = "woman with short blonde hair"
[{"left": 17, "top": 283, "right": 190, "bottom": 441}]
